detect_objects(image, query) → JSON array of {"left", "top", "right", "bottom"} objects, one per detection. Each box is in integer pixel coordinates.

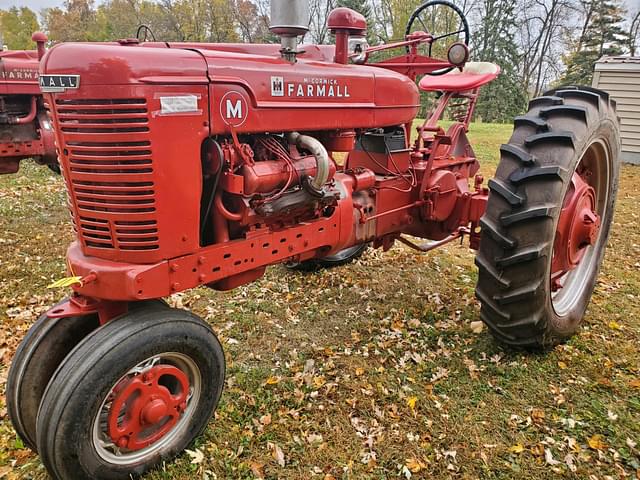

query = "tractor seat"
[{"left": 419, "top": 62, "right": 500, "bottom": 92}]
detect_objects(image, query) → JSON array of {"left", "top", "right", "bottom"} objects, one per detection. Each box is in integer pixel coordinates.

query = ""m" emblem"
[{"left": 220, "top": 91, "right": 249, "bottom": 127}]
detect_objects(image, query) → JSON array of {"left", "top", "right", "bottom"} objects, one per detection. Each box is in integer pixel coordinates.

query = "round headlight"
[{"left": 447, "top": 42, "right": 469, "bottom": 66}]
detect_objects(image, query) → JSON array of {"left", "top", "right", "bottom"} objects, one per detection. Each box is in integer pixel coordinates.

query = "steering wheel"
[{"left": 405, "top": 0, "right": 470, "bottom": 75}]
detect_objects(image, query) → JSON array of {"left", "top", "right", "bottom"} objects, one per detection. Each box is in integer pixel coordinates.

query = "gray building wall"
[{"left": 593, "top": 56, "right": 640, "bottom": 165}]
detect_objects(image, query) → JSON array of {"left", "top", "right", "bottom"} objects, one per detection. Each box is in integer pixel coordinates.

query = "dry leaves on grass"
[{"left": 269, "top": 442, "right": 285, "bottom": 467}]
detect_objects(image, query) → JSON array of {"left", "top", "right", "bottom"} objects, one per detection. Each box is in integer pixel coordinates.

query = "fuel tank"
[{"left": 40, "top": 42, "right": 420, "bottom": 133}]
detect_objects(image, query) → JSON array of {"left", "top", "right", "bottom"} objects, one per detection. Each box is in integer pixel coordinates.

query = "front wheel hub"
[
  {"left": 107, "top": 364, "right": 190, "bottom": 451},
  {"left": 552, "top": 171, "right": 600, "bottom": 289}
]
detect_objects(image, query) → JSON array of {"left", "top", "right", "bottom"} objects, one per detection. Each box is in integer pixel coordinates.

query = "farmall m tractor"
[
  {"left": 0, "top": 32, "right": 58, "bottom": 174},
  {"left": 6, "top": 0, "right": 619, "bottom": 478}
]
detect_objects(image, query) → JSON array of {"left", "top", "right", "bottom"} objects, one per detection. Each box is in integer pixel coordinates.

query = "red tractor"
[
  {"left": 0, "top": 32, "right": 57, "bottom": 174},
  {"left": 6, "top": 1, "right": 619, "bottom": 478}
]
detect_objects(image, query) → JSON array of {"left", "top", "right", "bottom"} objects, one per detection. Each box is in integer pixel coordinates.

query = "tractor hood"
[
  {"left": 41, "top": 42, "right": 210, "bottom": 86},
  {"left": 0, "top": 49, "right": 41, "bottom": 95},
  {"left": 39, "top": 42, "right": 336, "bottom": 86},
  {"left": 41, "top": 42, "right": 420, "bottom": 132}
]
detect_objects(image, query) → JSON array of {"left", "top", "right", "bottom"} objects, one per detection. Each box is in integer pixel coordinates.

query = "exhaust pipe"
[{"left": 286, "top": 132, "right": 329, "bottom": 195}]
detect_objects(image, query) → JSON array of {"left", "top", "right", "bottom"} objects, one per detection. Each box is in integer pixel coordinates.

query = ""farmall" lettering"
[
  {"left": 1, "top": 69, "right": 38, "bottom": 80},
  {"left": 271, "top": 76, "right": 350, "bottom": 98},
  {"left": 286, "top": 82, "right": 350, "bottom": 98}
]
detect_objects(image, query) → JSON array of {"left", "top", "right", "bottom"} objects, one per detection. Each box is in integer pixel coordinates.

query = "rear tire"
[
  {"left": 36, "top": 307, "right": 224, "bottom": 480},
  {"left": 285, "top": 243, "right": 369, "bottom": 272},
  {"left": 475, "top": 86, "right": 620, "bottom": 348}
]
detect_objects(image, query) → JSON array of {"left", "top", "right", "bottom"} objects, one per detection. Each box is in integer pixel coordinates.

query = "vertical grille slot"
[{"left": 55, "top": 98, "right": 159, "bottom": 252}]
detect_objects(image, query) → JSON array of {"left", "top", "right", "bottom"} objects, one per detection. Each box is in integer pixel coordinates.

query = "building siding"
[{"left": 593, "top": 57, "right": 640, "bottom": 164}]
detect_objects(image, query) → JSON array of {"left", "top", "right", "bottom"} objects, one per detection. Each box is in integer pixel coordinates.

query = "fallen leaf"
[
  {"left": 408, "top": 318, "right": 421, "bottom": 328},
  {"left": 597, "top": 377, "right": 613, "bottom": 388},
  {"left": 313, "top": 376, "right": 326, "bottom": 388},
  {"left": 260, "top": 413, "right": 272, "bottom": 425},
  {"left": 470, "top": 321, "right": 484, "bottom": 334},
  {"left": 608, "top": 321, "right": 621, "bottom": 330},
  {"left": 405, "top": 457, "right": 426, "bottom": 473},
  {"left": 185, "top": 448, "right": 204, "bottom": 464},
  {"left": 270, "top": 442, "right": 285, "bottom": 467},
  {"left": 588, "top": 434, "right": 607, "bottom": 451},
  {"left": 355, "top": 367, "right": 364, "bottom": 376},
  {"left": 307, "top": 433, "right": 323, "bottom": 445},
  {"left": 564, "top": 453, "right": 577, "bottom": 472},
  {"left": 566, "top": 437, "right": 580, "bottom": 453},
  {"left": 531, "top": 408, "right": 545, "bottom": 425},
  {"left": 509, "top": 444, "right": 525, "bottom": 454},
  {"left": 558, "top": 361, "right": 567, "bottom": 370},
  {"left": 407, "top": 396, "right": 418, "bottom": 411},
  {"left": 530, "top": 443, "right": 545, "bottom": 456},
  {"left": 545, "top": 448, "right": 561, "bottom": 465},
  {"left": 629, "top": 379, "right": 640, "bottom": 389},
  {"left": 250, "top": 461, "right": 265, "bottom": 479},
  {"left": 265, "top": 376, "right": 280, "bottom": 385},
  {"left": 392, "top": 318, "right": 404, "bottom": 331}
]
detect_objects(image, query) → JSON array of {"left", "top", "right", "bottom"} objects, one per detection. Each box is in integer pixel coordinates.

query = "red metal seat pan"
[{"left": 419, "top": 62, "right": 501, "bottom": 92}]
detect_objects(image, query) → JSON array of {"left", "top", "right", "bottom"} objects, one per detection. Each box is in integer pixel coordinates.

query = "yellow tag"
[{"left": 48, "top": 276, "right": 82, "bottom": 288}]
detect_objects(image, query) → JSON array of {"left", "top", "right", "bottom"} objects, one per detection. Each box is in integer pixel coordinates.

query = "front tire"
[
  {"left": 6, "top": 299, "right": 168, "bottom": 452},
  {"left": 47, "top": 162, "right": 61, "bottom": 175},
  {"left": 6, "top": 308, "right": 99, "bottom": 451},
  {"left": 36, "top": 307, "right": 225, "bottom": 480},
  {"left": 475, "top": 86, "right": 620, "bottom": 348}
]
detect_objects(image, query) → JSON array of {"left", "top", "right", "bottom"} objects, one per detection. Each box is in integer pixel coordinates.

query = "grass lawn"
[{"left": 0, "top": 121, "right": 638, "bottom": 479}]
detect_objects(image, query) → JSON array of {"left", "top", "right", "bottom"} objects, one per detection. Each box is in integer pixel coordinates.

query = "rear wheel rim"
[
  {"left": 551, "top": 139, "right": 610, "bottom": 317},
  {"left": 92, "top": 352, "right": 202, "bottom": 466}
]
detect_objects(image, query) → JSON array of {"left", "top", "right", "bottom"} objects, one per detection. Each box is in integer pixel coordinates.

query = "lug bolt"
[
  {"left": 143, "top": 371, "right": 154, "bottom": 382},
  {"left": 117, "top": 436, "right": 128, "bottom": 448}
]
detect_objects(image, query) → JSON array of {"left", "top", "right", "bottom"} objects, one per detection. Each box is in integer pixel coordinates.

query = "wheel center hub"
[
  {"left": 552, "top": 171, "right": 600, "bottom": 289},
  {"left": 106, "top": 364, "right": 190, "bottom": 451},
  {"left": 141, "top": 398, "right": 169, "bottom": 425}
]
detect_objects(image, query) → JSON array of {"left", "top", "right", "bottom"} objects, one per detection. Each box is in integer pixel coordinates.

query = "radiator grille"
[{"left": 55, "top": 98, "right": 159, "bottom": 251}]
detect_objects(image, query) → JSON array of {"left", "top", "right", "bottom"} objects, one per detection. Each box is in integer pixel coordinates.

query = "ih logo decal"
[
  {"left": 271, "top": 76, "right": 284, "bottom": 97},
  {"left": 220, "top": 91, "right": 249, "bottom": 127}
]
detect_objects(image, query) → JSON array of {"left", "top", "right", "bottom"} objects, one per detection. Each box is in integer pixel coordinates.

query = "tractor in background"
[
  {"left": 6, "top": 1, "right": 619, "bottom": 478},
  {"left": 0, "top": 32, "right": 57, "bottom": 174}
]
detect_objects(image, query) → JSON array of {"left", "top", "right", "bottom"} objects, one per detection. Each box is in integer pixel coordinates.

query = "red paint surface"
[
  {"left": 0, "top": 46, "right": 57, "bottom": 173},
  {"left": 41, "top": 21, "right": 493, "bottom": 319}
]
